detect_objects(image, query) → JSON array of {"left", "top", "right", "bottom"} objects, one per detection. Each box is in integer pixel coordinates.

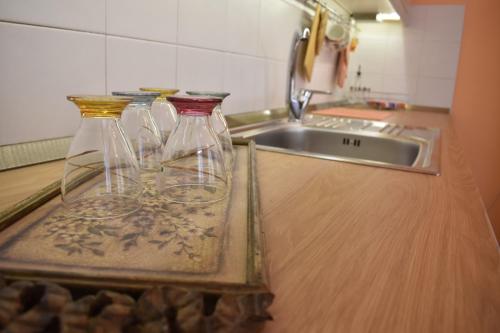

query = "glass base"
[
  {"left": 63, "top": 195, "right": 141, "bottom": 219},
  {"left": 161, "top": 184, "right": 227, "bottom": 204}
]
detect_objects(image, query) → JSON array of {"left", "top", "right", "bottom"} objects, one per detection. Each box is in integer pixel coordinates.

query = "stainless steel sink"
[{"left": 232, "top": 115, "right": 441, "bottom": 175}]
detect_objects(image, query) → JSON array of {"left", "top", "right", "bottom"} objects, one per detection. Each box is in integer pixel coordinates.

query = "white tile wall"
[
  {"left": 420, "top": 41, "right": 461, "bottom": 79},
  {"left": 265, "top": 61, "right": 288, "bottom": 109},
  {"left": 349, "top": 37, "right": 386, "bottom": 74},
  {"left": 339, "top": 4, "right": 465, "bottom": 108},
  {"left": 424, "top": 5, "right": 464, "bottom": 42},
  {"left": 383, "top": 38, "right": 422, "bottom": 76},
  {"left": 1, "top": 0, "right": 346, "bottom": 145},
  {"left": 226, "top": 0, "right": 260, "bottom": 55},
  {"left": 382, "top": 75, "right": 417, "bottom": 96},
  {"left": 416, "top": 77, "right": 456, "bottom": 108},
  {"left": 253, "top": 58, "right": 269, "bottom": 111},
  {"left": 107, "top": 0, "right": 177, "bottom": 43},
  {"left": 177, "top": 46, "right": 225, "bottom": 92},
  {"left": 258, "top": 0, "right": 303, "bottom": 61},
  {"left": 0, "top": 22, "right": 105, "bottom": 144},
  {"left": 106, "top": 36, "right": 177, "bottom": 93},
  {"left": 178, "top": 0, "right": 227, "bottom": 50},
  {"left": 0, "top": 0, "right": 105, "bottom": 33},
  {"left": 0, "top": 1, "right": 464, "bottom": 145},
  {"left": 222, "top": 54, "right": 259, "bottom": 114}
]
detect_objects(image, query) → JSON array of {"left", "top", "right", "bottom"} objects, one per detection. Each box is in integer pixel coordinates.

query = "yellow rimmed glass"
[{"left": 62, "top": 95, "right": 142, "bottom": 219}]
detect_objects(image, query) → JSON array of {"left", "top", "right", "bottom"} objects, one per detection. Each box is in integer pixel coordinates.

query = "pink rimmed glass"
[{"left": 159, "top": 95, "right": 227, "bottom": 204}]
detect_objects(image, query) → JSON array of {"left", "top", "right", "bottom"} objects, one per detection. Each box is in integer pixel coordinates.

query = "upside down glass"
[
  {"left": 112, "top": 91, "right": 162, "bottom": 172},
  {"left": 160, "top": 95, "right": 227, "bottom": 204},
  {"left": 186, "top": 91, "right": 233, "bottom": 172},
  {"left": 63, "top": 95, "right": 142, "bottom": 219},
  {"left": 139, "top": 88, "right": 179, "bottom": 145}
]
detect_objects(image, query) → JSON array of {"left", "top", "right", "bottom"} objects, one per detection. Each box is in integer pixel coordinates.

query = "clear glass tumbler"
[
  {"left": 63, "top": 95, "right": 142, "bottom": 219},
  {"left": 186, "top": 91, "right": 233, "bottom": 172},
  {"left": 160, "top": 95, "right": 227, "bottom": 204},
  {"left": 112, "top": 91, "right": 162, "bottom": 172},
  {"left": 139, "top": 88, "right": 179, "bottom": 145}
]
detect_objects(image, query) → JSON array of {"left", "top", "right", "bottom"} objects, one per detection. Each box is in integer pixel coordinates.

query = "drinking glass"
[
  {"left": 160, "top": 95, "right": 227, "bottom": 204},
  {"left": 63, "top": 95, "right": 142, "bottom": 219},
  {"left": 185, "top": 91, "right": 233, "bottom": 172},
  {"left": 139, "top": 88, "right": 179, "bottom": 145},
  {"left": 112, "top": 91, "right": 162, "bottom": 172}
]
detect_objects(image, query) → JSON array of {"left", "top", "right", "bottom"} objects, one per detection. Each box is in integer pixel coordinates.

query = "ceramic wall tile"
[
  {"left": 258, "top": 0, "right": 302, "bottom": 61},
  {"left": 356, "top": 22, "right": 390, "bottom": 39},
  {"left": 382, "top": 75, "right": 417, "bottom": 96},
  {"left": 178, "top": 0, "right": 227, "bottom": 50},
  {"left": 359, "top": 72, "right": 385, "bottom": 93},
  {"left": 404, "top": 5, "right": 428, "bottom": 39},
  {"left": 350, "top": 4, "right": 464, "bottom": 107},
  {"left": 349, "top": 38, "right": 387, "bottom": 75},
  {"left": 2, "top": 0, "right": 466, "bottom": 147},
  {"left": 265, "top": 60, "right": 287, "bottom": 109},
  {"left": 383, "top": 38, "right": 423, "bottom": 76},
  {"left": 424, "top": 5, "right": 465, "bottom": 42},
  {"left": 222, "top": 54, "right": 258, "bottom": 114},
  {"left": 253, "top": 58, "right": 268, "bottom": 111},
  {"left": 416, "top": 77, "right": 456, "bottom": 108},
  {"left": 297, "top": 43, "right": 337, "bottom": 97},
  {"left": 0, "top": 0, "right": 105, "bottom": 33},
  {"left": 305, "top": 62, "right": 338, "bottom": 104},
  {"left": 226, "top": 0, "right": 260, "bottom": 56},
  {"left": 106, "top": 36, "right": 177, "bottom": 93},
  {"left": 0, "top": 22, "right": 105, "bottom": 145},
  {"left": 420, "top": 41, "right": 461, "bottom": 79},
  {"left": 176, "top": 46, "right": 224, "bottom": 92},
  {"left": 106, "top": 0, "right": 177, "bottom": 43}
]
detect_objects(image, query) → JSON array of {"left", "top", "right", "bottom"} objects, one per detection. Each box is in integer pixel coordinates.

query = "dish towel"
[
  {"left": 304, "top": 4, "right": 321, "bottom": 81},
  {"left": 316, "top": 9, "right": 328, "bottom": 55},
  {"left": 336, "top": 47, "right": 349, "bottom": 88}
]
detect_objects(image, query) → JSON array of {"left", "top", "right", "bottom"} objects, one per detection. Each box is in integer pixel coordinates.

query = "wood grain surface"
[
  {"left": 258, "top": 111, "right": 500, "bottom": 332},
  {"left": 0, "top": 160, "right": 64, "bottom": 211},
  {"left": 0, "top": 110, "right": 499, "bottom": 332}
]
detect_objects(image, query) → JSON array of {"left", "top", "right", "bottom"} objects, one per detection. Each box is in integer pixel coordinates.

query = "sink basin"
[
  {"left": 232, "top": 116, "right": 441, "bottom": 175},
  {"left": 253, "top": 127, "right": 420, "bottom": 167}
]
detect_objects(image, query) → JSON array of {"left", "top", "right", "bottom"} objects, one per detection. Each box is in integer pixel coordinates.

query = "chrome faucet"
[{"left": 287, "top": 28, "right": 332, "bottom": 122}]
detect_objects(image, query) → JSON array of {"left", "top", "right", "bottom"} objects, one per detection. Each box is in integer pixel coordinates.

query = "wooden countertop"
[
  {"left": 0, "top": 110, "right": 499, "bottom": 332},
  {"left": 257, "top": 110, "right": 500, "bottom": 332},
  {"left": 0, "top": 160, "right": 64, "bottom": 211}
]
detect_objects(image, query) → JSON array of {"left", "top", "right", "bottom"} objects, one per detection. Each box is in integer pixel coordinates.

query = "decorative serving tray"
[{"left": 0, "top": 142, "right": 268, "bottom": 294}]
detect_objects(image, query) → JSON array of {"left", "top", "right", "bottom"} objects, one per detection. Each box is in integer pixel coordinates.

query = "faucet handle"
[
  {"left": 298, "top": 89, "right": 332, "bottom": 101},
  {"left": 306, "top": 89, "right": 332, "bottom": 95}
]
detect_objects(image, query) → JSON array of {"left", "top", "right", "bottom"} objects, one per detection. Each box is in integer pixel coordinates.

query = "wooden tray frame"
[
  {"left": 0, "top": 140, "right": 273, "bottom": 330},
  {"left": 0, "top": 141, "right": 270, "bottom": 296}
]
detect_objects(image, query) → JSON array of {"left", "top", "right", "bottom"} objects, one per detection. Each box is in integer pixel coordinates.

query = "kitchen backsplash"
[
  {"left": 0, "top": 0, "right": 347, "bottom": 145},
  {"left": 0, "top": 1, "right": 464, "bottom": 146},
  {"left": 340, "top": 5, "right": 464, "bottom": 108}
]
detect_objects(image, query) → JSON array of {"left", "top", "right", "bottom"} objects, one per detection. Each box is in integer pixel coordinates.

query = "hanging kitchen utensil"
[
  {"left": 303, "top": 3, "right": 321, "bottom": 81},
  {"left": 316, "top": 9, "right": 329, "bottom": 55}
]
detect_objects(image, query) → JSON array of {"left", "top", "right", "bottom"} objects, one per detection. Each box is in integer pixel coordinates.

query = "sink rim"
[{"left": 232, "top": 118, "right": 441, "bottom": 175}]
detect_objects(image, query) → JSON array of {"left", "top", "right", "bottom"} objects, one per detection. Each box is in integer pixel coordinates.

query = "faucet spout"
[
  {"left": 287, "top": 28, "right": 309, "bottom": 121},
  {"left": 287, "top": 28, "right": 332, "bottom": 122}
]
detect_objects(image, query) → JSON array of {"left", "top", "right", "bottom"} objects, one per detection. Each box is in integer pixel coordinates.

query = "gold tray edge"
[{"left": 0, "top": 141, "right": 271, "bottom": 295}]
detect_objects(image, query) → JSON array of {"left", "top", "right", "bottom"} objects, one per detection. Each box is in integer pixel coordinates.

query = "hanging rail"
[{"left": 304, "top": 0, "right": 351, "bottom": 25}]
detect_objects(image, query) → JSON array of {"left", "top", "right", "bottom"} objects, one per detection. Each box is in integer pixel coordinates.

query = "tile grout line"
[
  {"left": 104, "top": 0, "right": 108, "bottom": 94},
  {"left": 0, "top": 19, "right": 104, "bottom": 36},
  {"left": 0, "top": 19, "right": 289, "bottom": 63},
  {"left": 175, "top": 0, "right": 180, "bottom": 87}
]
